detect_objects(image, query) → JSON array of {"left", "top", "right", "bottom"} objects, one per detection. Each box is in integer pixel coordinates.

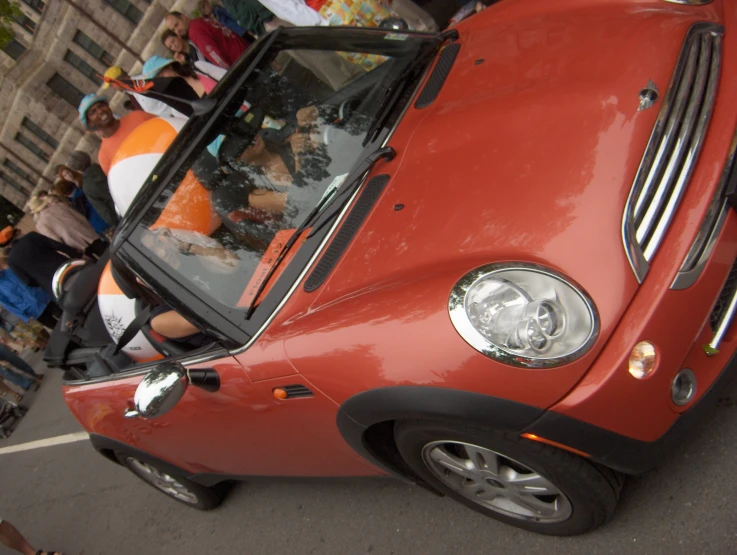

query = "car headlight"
[{"left": 448, "top": 263, "right": 599, "bottom": 368}]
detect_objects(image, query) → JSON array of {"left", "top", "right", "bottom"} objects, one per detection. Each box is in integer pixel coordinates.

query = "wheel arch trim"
[
  {"left": 335, "top": 386, "right": 546, "bottom": 480},
  {"left": 89, "top": 434, "right": 208, "bottom": 483}
]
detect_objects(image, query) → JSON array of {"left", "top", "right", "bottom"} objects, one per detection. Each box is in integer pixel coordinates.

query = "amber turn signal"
[
  {"left": 521, "top": 433, "right": 590, "bottom": 458},
  {"left": 273, "top": 388, "right": 288, "bottom": 400}
]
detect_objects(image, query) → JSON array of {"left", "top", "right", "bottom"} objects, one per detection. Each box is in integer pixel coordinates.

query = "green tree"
[{"left": 0, "top": 0, "right": 22, "bottom": 49}]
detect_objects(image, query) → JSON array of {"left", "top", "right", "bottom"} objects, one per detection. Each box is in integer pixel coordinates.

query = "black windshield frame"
[{"left": 112, "top": 27, "right": 442, "bottom": 348}]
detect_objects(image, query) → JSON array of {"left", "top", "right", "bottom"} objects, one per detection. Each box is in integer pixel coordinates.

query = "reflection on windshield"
[{"left": 138, "top": 40, "right": 426, "bottom": 311}]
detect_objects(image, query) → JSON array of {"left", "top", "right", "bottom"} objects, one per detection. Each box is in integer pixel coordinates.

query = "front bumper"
[{"left": 521, "top": 348, "right": 737, "bottom": 474}]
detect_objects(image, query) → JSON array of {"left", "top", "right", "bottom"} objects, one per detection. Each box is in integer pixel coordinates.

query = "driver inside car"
[{"left": 195, "top": 105, "right": 331, "bottom": 249}]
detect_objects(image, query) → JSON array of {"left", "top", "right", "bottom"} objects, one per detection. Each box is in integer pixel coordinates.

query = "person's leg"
[
  {"left": 0, "top": 519, "right": 36, "bottom": 555},
  {"left": 0, "top": 345, "right": 38, "bottom": 378},
  {"left": 0, "top": 365, "right": 33, "bottom": 391}
]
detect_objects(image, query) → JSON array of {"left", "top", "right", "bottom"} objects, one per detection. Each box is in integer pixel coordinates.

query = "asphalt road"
[{"left": 1, "top": 352, "right": 736, "bottom": 555}]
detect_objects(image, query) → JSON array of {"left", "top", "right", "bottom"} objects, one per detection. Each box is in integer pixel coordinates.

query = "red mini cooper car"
[{"left": 46, "top": 0, "right": 737, "bottom": 536}]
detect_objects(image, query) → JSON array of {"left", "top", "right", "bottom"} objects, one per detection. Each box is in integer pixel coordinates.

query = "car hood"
[{"left": 305, "top": 1, "right": 723, "bottom": 335}]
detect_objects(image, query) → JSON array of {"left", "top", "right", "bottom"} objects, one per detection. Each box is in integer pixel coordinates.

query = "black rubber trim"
[
  {"left": 336, "top": 387, "right": 545, "bottom": 479},
  {"left": 89, "top": 434, "right": 231, "bottom": 486},
  {"left": 90, "top": 432, "right": 394, "bottom": 487},
  {"left": 304, "top": 174, "right": 390, "bottom": 292},
  {"left": 523, "top": 349, "right": 737, "bottom": 474},
  {"left": 338, "top": 352, "right": 737, "bottom": 477},
  {"left": 414, "top": 43, "right": 460, "bottom": 109},
  {"left": 90, "top": 434, "right": 194, "bottom": 477}
]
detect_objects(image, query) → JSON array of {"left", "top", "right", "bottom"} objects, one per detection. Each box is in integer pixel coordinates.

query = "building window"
[
  {"left": 72, "top": 31, "right": 114, "bottom": 67},
  {"left": 104, "top": 0, "right": 143, "bottom": 24},
  {"left": 20, "top": 0, "right": 44, "bottom": 15},
  {"left": 64, "top": 50, "right": 102, "bottom": 84},
  {"left": 0, "top": 171, "right": 28, "bottom": 194},
  {"left": 15, "top": 133, "right": 49, "bottom": 162},
  {"left": 47, "top": 73, "right": 84, "bottom": 108},
  {"left": 3, "top": 39, "right": 26, "bottom": 60},
  {"left": 12, "top": 13, "right": 36, "bottom": 33},
  {"left": 21, "top": 118, "right": 58, "bottom": 149},
  {"left": 2, "top": 160, "right": 35, "bottom": 187}
]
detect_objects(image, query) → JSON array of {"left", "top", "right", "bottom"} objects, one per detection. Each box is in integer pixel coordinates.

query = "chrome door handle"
[{"left": 124, "top": 408, "right": 140, "bottom": 419}]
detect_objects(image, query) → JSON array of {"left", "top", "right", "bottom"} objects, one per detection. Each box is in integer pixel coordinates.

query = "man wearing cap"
[
  {"left": 165, "top": 11, "right": 250, "bottom": 69},
  {"left": 103, "top": 66, "right": 188, "bottom": 120},
  {"left": 78, "top": 94, "right": 153, "bottom": 175}
]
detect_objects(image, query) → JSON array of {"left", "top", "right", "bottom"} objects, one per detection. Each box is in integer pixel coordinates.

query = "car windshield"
[{"left": 131, "top": 32, "right": 434, "bottom": 315}]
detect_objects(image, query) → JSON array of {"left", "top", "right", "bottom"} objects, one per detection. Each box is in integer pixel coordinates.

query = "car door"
[{"left": 63, "top": 341, "right": 381, "bottom": 478}]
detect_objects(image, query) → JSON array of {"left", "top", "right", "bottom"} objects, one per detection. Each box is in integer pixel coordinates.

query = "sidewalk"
[{"left": 1, "top": 348, "right": 83, "bottom": 447}]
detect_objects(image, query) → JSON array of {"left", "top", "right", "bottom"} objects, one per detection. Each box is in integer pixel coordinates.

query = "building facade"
[{"left": 0, "top": 0, "right": 196, "bottom": 209}]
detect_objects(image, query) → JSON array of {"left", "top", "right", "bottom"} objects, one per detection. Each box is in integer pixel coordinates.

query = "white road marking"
[{"left": 0, "top": 431, "right": 89, "bottom": 455}]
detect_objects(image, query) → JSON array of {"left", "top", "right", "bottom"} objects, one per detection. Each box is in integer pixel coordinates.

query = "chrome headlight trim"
[{"left": 448, "top": 263, "right": 599, "bottom": 369}]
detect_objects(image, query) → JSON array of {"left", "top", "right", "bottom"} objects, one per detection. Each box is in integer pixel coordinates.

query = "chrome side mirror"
[{"left": 128, "top": 361, "right": 188, "bottom": 419}]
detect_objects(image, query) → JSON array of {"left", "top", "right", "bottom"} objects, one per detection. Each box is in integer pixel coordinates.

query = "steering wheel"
[
  {"left": 336, "top": 99, "right": 358, "bottom": 126},
  {"left": 218, "top": 134, "right": 254, "bottom": 176}
]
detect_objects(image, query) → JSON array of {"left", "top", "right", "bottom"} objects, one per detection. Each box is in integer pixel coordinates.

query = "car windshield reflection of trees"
[{"left": 139, "top": 46, "right": 403, "bottom": 310}]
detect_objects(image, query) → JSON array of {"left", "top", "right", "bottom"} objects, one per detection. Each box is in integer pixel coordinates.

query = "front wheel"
[
  {"left": 394, "top": 420, "right": 623, "bottom": 536},
  {"left": 115, "top": 452, "right": 228, "bottom": 510}
]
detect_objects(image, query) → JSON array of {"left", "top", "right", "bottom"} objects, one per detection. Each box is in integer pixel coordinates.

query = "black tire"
[
  {"left": 114, "top": 452, "right": 228, "bottom": 510},
  {"left": 394, "top": 420, "right": 623, "bottom": 536}
]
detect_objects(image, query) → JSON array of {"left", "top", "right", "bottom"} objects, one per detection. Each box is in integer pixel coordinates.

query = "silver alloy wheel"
[
  {"left": 126, "top": 458, "right": 199, "bottom": 504},
  {"left": 421, "top": 440, "right": 573, "bottom": 522}
]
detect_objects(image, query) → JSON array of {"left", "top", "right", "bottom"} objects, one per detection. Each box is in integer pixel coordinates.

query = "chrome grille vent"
[
  {"left": 710, "top": 259, "right": 737, "bottom": 331},
  {"left": 623, "top": 22, "right": 723, "bottom": 282}
]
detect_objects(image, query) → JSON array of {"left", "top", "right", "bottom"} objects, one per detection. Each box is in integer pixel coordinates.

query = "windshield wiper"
[
  {"left": 245, "top": 146, "right": 395, "bottom": 319},
  {"left": 362, "top": 50, "right": 436, "bottom": 146},
  {"left": 307, "top": 146, "right": 395, "bottom": 238},
  {"left": 244, "top": 190, "right": 335, "bottom": 320}
]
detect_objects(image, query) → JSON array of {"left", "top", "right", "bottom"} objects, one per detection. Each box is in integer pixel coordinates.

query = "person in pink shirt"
[{"left": 165, "top": 11, "right": 250, "bottom": 69}]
